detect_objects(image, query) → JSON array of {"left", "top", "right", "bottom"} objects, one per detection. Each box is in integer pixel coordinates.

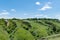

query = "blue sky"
[{"left": 0, "top": 0, "right": 60, "bottom": 19}]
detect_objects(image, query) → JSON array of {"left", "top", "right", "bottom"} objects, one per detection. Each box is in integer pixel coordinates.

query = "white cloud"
[
  {"left": 24, "top": 13, "right": 28, "bottom": 15},
  {"left": 38, "top": 2, "right": 52, "bottom": 11},
  {"left": 54, "top": 14, "right": 60, "bottom": 19},
  {"left": 35, "top": 2, "right": 40, "bottom": 5},
  {"left": 0, "top": 16, "right": 13, "bottom": 19},
  {"left": 2, "top": 10, "right": 7, "bottom": 12},
  {"left": 0, "top": 10, "right": 9, "bottom": 15},
  {"left": 1, "top": 12, "right": 9, "bottom": 15},
  {"left": 35, "top": 14, "right": 44, "bottom": 17},
  {"left": 34, "top": 14, "right": 51, "bottom": 18},
  {"left": 47, "top": 2, "right": 52, "bottom": 4},
  {"left": 11, "top": 9, "right": 16, "bottom": 12},
  {"left": 0, "top": 10, "right": 10, "bottom": 19},
  {"left": 0, "top": 9, "right": 17, "bottom": 19}
]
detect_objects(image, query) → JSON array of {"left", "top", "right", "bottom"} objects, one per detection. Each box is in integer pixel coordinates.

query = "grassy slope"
[
  {"left": 49, "top": 37, "right": 60, "bottom": 40},
  {"left": 0, "top": 18, "right": 60, "bottom": 40}
]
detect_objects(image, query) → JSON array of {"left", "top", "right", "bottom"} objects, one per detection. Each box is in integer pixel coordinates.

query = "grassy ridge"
[{"left": 0, "top": 18, "right": 60, "bottom": 40}]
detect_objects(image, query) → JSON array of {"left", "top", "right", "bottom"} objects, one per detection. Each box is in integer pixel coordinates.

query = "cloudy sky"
[{"left": 0, "top": 0, "right": 60, "bottom": 19}]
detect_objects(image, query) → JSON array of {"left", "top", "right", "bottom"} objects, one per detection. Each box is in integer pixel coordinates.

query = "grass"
[
  {"left": 48, "top": 37, "right": 60, "bottom": 40},
  {"left": 0, "top": 18, "right": 60, "bottom": 40}
]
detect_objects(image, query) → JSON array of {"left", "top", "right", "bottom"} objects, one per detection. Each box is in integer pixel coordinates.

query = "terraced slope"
[{"left": 0, "top": 18, "right": 60, "bottom": 40}]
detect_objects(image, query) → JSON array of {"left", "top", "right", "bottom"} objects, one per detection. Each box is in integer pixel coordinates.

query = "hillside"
[{"left": 0, "top": 18, "right": 60, "bottom": 40}]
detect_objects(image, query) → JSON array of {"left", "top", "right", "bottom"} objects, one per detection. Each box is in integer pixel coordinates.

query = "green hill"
[{"left": 0, "top": 18, "right": 60, "bottom": 40}]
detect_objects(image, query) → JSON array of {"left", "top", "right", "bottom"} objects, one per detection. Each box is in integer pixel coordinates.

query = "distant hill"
[{"left": 0, "top": 18, "right": 60, "bottom": 40}]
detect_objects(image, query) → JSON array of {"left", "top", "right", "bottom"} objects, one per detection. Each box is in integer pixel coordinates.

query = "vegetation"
[{"left": 0, "top": 18, "right": 60, "bottom": 40}]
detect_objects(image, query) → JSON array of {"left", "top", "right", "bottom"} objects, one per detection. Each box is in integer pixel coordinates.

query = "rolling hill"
[{"left": 0, "top": 18, "right": 60, "bottom": 40}]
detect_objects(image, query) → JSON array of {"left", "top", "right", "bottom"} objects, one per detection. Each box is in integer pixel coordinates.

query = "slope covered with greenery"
[{"left": 0, "top": 18, "right": 60, "bottom": 40}]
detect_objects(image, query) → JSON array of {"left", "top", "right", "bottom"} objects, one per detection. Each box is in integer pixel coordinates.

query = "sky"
[{"left": 0, "top": 0, "right": 60, "bottom": 19}]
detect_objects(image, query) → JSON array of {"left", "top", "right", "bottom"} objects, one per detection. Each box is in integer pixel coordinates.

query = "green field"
[{"left": 0, "top": 18, "right": 60, "bottom": 40}]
